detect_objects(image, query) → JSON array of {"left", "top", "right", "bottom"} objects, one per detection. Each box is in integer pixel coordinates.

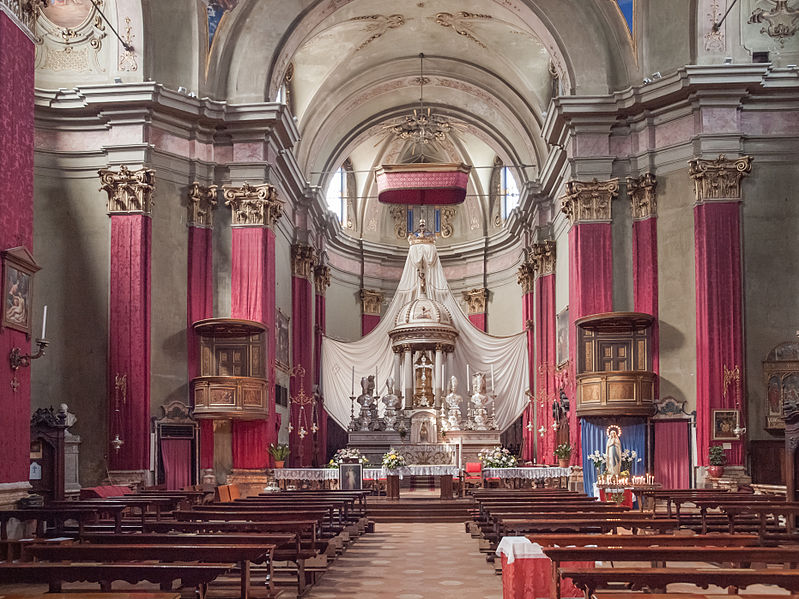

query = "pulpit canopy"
[{"left": 375, "top": 163, "right": 471, "bottom": 205}]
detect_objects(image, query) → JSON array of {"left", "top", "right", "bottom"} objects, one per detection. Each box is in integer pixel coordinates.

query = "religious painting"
[
  {"left": 339, "top": 463, "right": 363, "bottom": 491},
  {"left": 2, "top": 247, "right": 40, "bottom": 336},
  {"left": 712, "top": 409, "right": 739, "bottom": 440},
  {"left": 41, "top": 0, "right": 93, "bottom": 29},
  {"left": 556, "top": 307, "right": 569, "bottom": 366},
  {"left": 276, "top": 308, "right": 290, "bottom": 371},
  {"left": 203, "top": 0, "right": 239, "bottom": 49}
]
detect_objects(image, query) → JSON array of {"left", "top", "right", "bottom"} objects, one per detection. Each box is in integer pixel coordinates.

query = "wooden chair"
[{"left": 464, "top": 462, "right": 483, "bottom": 490}]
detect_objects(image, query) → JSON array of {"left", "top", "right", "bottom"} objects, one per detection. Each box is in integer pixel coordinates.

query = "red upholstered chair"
[{"left": 464, "top": 462, "right": 483, "bottom": 490}]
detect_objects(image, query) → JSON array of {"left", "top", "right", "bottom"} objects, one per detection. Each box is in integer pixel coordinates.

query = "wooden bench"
[
  {"left": 526, "top": 532, "right": 760, "bottom": 548},
  {"left": 0, "top": 506, "right": 126, "bottom": 539},
  {"left": 0, "top": 593, "right": 181, "bottom": 599}
]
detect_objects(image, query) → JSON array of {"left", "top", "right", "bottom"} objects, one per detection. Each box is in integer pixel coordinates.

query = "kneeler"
[
  {"left": 598, "top": 488, "right": 634, "bottom": 509},
  {"left": 496, "top": 537, "right": 593, "bottom": 599}
]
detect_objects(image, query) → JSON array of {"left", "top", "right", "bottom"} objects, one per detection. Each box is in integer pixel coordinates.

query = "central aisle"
[{"left": 305, "top": 522, "right": 502, "bottom": 599}]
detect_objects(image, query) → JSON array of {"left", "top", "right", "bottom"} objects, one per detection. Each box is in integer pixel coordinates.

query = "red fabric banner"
[
  {"left": 376, "top": 168, "right": 469, "bottom": 205},
  {"left": 694, "top": 202, "right": 744, "bottom": 466},
  {"left": 521, "top": 290, "right": 535, "bottom": 462},
  {"left": 0, "top": 13, "right": 34, "bottom": 485},
  {"left": 468, "top": 313, "right": 486, "bottom": 332},
  {"left": 314, "top": 289, "right": 328, "bottom": 465},
  {"left": 108, "top": 215, "right": 152, "bottom": 471},
  {"left": 161, "top": 439, "right": 191, "bottom": 490},
  {"left": 362, "top": 314, "right": 380, "bottom": 336},
  {"left": 536, "top": 274, "right": 557, "bottom": 464},
  {"left": 232, "top": 420, "right": 269, "bottom": 469},
  {"left": 291, "top": 275, "right": 314, "bottom": 466},
  {"left": 654, "top": 420, "right": 690, "bottom": 488},
  {"left": 633, "top": 218, "right": 659, "bottom": 382},
  {"left": 568, "top": 222, "right": 613, "bottom": 463},
  {"left": 187, "top": 227, "right": 212, "bottom": 381}
]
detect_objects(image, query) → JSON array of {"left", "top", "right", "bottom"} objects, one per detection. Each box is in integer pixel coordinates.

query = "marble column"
[
  {"left": 403, "top": 345, "right": 413, "bottom": 409},
  {"left": 434, "top": 345, "right": 444, "bottom": 400},
  {"left": 462, "top": 288, "right": 488, "bottom": 332},
  {"left": 223, "top": 182, "right": 283, "bottom": 472},
  {"left": 533, "top": 241, "right": 557, "bottom": 464},
  {"left": 517, "top": 261, "right": 536, "bottom": 462},
  {"left": 392, "top": 349, "right": 401, "bottom": 391},
  {"left": 99, "top": 166, "right": 155, "bottom": 483},
  {"left": 291, "top": 243, "right": 316, "bottom": 467},
  {"left": 562, "top": 178, "right": 618, "bottom": 466},
  {"left": 314, "top": 262, "right": 330, "bottom": 467},
  {"left": 360, "top": 289, "right": 383, "bottom": 336},
  {"left": 690, "top": 155, "right": 752, "bottom": 467}
]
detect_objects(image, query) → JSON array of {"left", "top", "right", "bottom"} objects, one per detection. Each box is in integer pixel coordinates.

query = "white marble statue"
[
  {"left": 605, "top": 427, "right": 622, "bottom": 476},
  {"left": 469, "top": 372, "right": 490, "bottom": 431},
  {"left": 357, "top": 375, "right": 377, "bottom": 431},
  {"left": 444, "top": 375, "right": 463, "bottom": 430},
  {"left": 382, "top": 377, "right": 400, "bottom": 431}
]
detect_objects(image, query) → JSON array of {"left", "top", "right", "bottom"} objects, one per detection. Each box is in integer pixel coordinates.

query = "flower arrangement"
[
  {"left": 477, "top": 446, "right": 518, "bottom": 468},
  {"left": 382, "top": 449, "right": 407, "bottom": 471},
  {"left": 620, "top": 448, "right": 641, "bottom": 472},
  {"left": 587, "top": 450, "right": 606, "bottom": 473},
  {"left": 554, "top": 443, "right": 573, "bottom": 460},
  {"left": 327, "top": 448, "right": 368, "bottom": 468},
  {"left": 708, "top": 445, "right": 727, "bottom": 466},
  {"left": 267, "top": 443, "right": 290, "bottom": 461}
]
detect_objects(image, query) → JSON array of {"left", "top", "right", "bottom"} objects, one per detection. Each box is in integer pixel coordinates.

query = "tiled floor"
[{"left": 304, "top": 522, "right": 501, "bottom": 599}]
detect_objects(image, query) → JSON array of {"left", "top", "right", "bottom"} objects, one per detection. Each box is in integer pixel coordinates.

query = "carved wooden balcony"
[{"left": 191, "top": 376, "right": 269, "bottom": 420}]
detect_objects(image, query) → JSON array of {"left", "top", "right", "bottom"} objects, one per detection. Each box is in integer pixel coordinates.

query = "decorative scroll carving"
[
  {"left": 627, "top": 173, "right": 658, "bottom": 220},
  {"left": 350, "top": 14, "right": 406, "bottom": 51},
  {"left": 440, "top": 207, "right": 456, "bottom": 238},
  {"left": 434, "top": 11, "right": 492, "bottom": 48},
  {"left": 291, "top": 244, "right": 317, "bottom": 280},
  {"left": 462, "top": 288, "right": 488, "bottom": 315},
  {"left": 689, "top": 155, "right": 753, "bottom": 203},
  {"left": 187, "top": 182, "right": 218, "bottom": 227},
  {"left": 223, "top": 182, "right": 283, "bottom": 227},
  {"left": 749, "top": 0, "right": 799, "bottom": 46},
  {"left": 314, "top": 264, "right": 331, "bottom": 296},
  {"left": 389, "top": 205, "right": 407, "bottom": 239},
  {"left": 517, "top": 261, "right": 535, "bottom": 294},
  {"left": 99, "top": 166, "right": 155, "bottom": 215},
  {"left": 531, "top": 240, "right": 556, "bottom": 276},
  {"left": 653, "top": 396, "right": 692, "bottom": 420},
  {"left": 560, "top": 178, "right": 619, "bottom": 225},
  {"left": 118, "top": 16, "right": 137, "bottom": 71},
  {"left": 360, "top": 289, "right": 384, "bottom": 316}
]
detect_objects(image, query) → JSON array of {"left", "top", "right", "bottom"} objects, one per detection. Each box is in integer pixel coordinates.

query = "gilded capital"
[
  {"left": 462, "top": 288, "right": 488, "bottom": 315},
  {"left": 531, "top": 240, "right": 556, "bottom": 276},
  {"left": 517, "top": 261, "right": 536, "bottom": 294},
  {"left": 223, "top": 182, "right": 284, "bottom": 227},
  {"left": 187, "top": 182, "right": 218, "bottom": 227},
  {"left": 689, "top": 155, "right": 752, "bottom": 204},
  {"left": 560, "top": 178, "right": 618, "bottom": 225},
  {"left": 627, "top": 173, "right": 657, "bottom": 220},
  {"left": 359, "top": 289, "right": 384, "bottom": 316},
  {"left": 291, "top": 244, "right": 317, "bottom": 280},
  {"left": 99, "top": 166, "right": 155, "bottom": 215},
  {"left": 314, "top": 264, "right": 331, "bottom": 296}
]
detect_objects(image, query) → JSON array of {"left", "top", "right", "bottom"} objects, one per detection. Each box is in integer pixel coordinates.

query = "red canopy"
[{"left": 376, "top": 163, "right": 471, "bottom": 205}]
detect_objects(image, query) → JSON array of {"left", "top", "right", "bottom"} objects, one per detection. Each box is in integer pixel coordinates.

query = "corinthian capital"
[
  {"left": 291, "top": 244, "right": 317, "bottom": 280},
  {"left": 517, "top": 261, "right": 536, "bottom": 294},
  {"left": 359, "top": 289, "right": 384, "bottom": 316},
  {"left": 187, "top": 182, "right": 218, "bottom": 227},
  {"left": 627, "top": 173, "right": 657, "bottom": 220},
  {"left": 560, "top": 178, "right": 618, "bottom": 225},
  {"left": 688, "top": 155, "right": 753, "bottom": 204},
  {"left": 531, "top": 240, "right": 556, "bottom": 276},
  {"left": 99, "top": 166, "right": 155, "bottom": 215},
  {"left": 314, "top": 264, "right": 331, "bottom": 296},
  {"left": 462, "top": 288, "right": 488, "bottom": 315},
  {"left": 223, "top": 182, "right": 283, "bottom": 227}
]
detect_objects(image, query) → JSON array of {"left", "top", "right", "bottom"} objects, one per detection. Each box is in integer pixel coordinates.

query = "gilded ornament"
[
  {"left": 99, "top": 166, "right": 155, "bottom": 214},
  {"left": 291, "top": 244, "right": 317, "bottom": 280},
  {"left": 187, "top": 182, "right": 218, "bottom": 227},
  {"left": 627, "top": 173, "right": 657, "bottom": 220},
  {"left": 560, "top": 178, "right": 618, "bottom": 225},
  {"left": 531, "top": 240, "right": 556, "bottom": 276},
  {"left": 440, "top": 207, "right": 456, "bottom": 238},
  {"left": 314, "top": 264, "right": 331, "bottom": 296},
  {"left": 223, "top": 182, "right": 283, "bottom": 227},
  {"left": 462, "top": 288, "right": 488, "bottom": 315},
  {"left": 688, "top": 155, "right": 753, "bottom": 203},
  {"left": 517, "top": 261, "right": 535, "bottom": 294},
  {"left": 360, "top": 289, "right": 384, "bottom": 316}
]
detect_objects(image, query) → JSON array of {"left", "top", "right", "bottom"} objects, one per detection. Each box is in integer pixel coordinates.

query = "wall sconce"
[{"left": 9, "top": 338, "right": 49, "bottom": 371}]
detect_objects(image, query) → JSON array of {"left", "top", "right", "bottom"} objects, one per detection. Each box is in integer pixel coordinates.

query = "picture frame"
[
  {"left": 556, "top": 306, "right": 569, "bottom": 366},
  {"left": 276, "top": 308, "right": 290, "bottom": 371},
  {"left": 712, "top": 409, "right": 739, "bottom": 440},
  {"left": 2, "top": 247, "right": 41, "bottom": 337},
  {"left": 338, "top": 463, "right": 363, "bottom": 491}
]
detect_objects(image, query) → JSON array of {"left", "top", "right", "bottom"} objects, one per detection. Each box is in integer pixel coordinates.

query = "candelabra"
[
  {"left": 9, "top": 338, "right": 49, "bottom": 392},
  {"left": 289, "top": 365, "right": 319, "bottom": 465}
]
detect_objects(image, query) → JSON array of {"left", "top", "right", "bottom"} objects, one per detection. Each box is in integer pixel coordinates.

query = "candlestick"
[
  {"left": 41, "top": 305, "right": 47, "bottom": 339},
  {"left": 351, "top": 366, "right": 355, "bottom": 396},
  {"left": 491, "top": 364, "right": 495, "bottom": 393}
]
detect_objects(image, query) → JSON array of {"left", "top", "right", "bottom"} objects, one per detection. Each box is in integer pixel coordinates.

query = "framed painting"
[
  {"left": 712, "top": 409, "right": 739, "bottom": 440},
  {"left": 556, "top": 306, "right": 569, "bottom": 366},
  {"left": 276, "top": 308, "right": 290, "bottom": 371},
  {"left": 41, "top": 0, "right": 93, "bottom": 29},
  {"left": 2, "top": 247, "right": 40, "bottom": 336},
  {"left": 339, "top": 463, "right": 363, "bottom": 491}
]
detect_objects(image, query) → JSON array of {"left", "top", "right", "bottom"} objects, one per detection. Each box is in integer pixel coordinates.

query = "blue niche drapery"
[{"left": 581, "top": 417, "right": 646, "bottom": 497}]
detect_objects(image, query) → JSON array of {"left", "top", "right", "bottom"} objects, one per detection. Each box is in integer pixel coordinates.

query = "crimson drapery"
[
  {"left": 536, "top": 273, "right": 557, "bottom": 464},
  {"left": 521, "top": 289, "right": 535, "bottom": 462},
  {"left": 568, "top": 223, "right": 614, "bottom": 463},
  {"left": 376, "top": 167, "right": 469, "bottom": 205},
  {"left": 694, "top": 202, "right": 744, "bottom": 466},
  {"left": 187, "top": 227, "right": 213, "bottom": 381},
  {"left": 108, "top": 215, "right": 151, "bottom": 471},
  {"left": 291, "top": 275, "right": 314, "bottom": 466},
  {"left": 160, "top": 439, "right": 191, "bottom": 490},
  {"left": 199, "top": 419, "right": 214, "bottom": 471},
  {"left": 0, "top": 13, "right": 34, "bottom": 485},
  {"left": 468, "top": 313, "right": 487, "bottom": 332},
  {"left": 230, "top": 227, "right": 276, "bottom": 468},
  {"left": 314, "top": 288, "right": 328, "bottom": 466},
  {"left": 362, "top": 314, "right": 380, "bottom": 336},
  {"left": 654, "top": 420, "right": 690, "bottom": 488},
  {"left": 633, "top": 218, "right": 659, "bottom": 381}
]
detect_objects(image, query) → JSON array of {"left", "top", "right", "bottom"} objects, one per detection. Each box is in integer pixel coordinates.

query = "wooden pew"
[
  {"left": 0, "top": 506, "right": 126, "bottom": 539},
  {"left": 526, "top": 532, "right": 760, "bottom": 548},
  {"left": 0, "top": 593, "right": 181, "bottom": 599}
]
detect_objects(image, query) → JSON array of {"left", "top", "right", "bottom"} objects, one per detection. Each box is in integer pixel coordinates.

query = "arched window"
[
  {"left": 501, "top": 167, "right": 520, "bottom": 220},
  {"left": 325, "top": 167, "right": 346, "bottom": 224}
]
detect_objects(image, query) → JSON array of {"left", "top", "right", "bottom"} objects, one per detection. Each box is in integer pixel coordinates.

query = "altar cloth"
[{"left": 484, "top": 467, "right": 571, "bottom": 479}]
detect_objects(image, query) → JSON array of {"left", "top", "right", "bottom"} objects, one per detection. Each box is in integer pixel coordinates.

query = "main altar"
[{"left": 322, "top": 221, "right": 530, "bottom": 469}]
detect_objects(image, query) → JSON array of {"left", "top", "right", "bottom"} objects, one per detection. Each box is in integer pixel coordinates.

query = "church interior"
[{"left": 2, "top": 0, "right": 799, "bottom": 597}]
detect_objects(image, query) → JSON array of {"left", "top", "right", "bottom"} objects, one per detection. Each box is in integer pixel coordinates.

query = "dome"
[
  {"left": 389, "top": 295, "right": 458, "bottom": 351},
  {"left": 395, "top": 296, "right": 454, "bottom": 328}
]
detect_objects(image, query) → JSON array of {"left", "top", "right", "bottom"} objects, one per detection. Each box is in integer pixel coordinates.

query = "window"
[
  {"left": 501, "top": 167, "right": 520, "bottom": 220},
  {"left": 325, "top": 167, "right": 346, "bottom": 224}
]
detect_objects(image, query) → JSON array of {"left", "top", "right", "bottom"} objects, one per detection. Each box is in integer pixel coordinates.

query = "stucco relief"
[
  {"left": 702, "top": 0, "right": 727, "bottom": 52},
  {"left": 433, "top": 11, "right": 492, "bottom": 48},
  {"left": 36, "top": 0, "right": 106, "bottom": 73},
  {"left": 350, "top": 14, "right": 406, "bottom": 51}
]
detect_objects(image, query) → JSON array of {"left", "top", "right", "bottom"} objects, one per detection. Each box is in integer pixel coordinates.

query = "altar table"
[
  {"left": 496, "top": 536, "right": 593, "bottom": 599},
  {"left": 484, "top": 467, "right": 571, "bottom": 487}
]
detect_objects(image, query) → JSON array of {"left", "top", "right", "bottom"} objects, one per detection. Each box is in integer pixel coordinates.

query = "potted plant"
[
  {"left": 554, "top": 442, "right": 573, "bottom": 468},
  {"left": 708, "top": 445, "right": 726, "bottom": 478},
  {"left": 268, "top": 443, "right": 290, "bottom": 468}
]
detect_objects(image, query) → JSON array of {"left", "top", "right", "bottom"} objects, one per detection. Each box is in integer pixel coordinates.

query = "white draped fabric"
[
  {"left": 322, "top": 242, "right": 529, "bottom": 431},
  {"left": 483, "top": 467, "right": 571, "bottom": 479}
]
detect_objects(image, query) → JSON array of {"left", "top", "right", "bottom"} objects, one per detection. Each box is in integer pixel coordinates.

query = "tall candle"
[
  {"left": 351, "top": 366, "right": 355, "bottom": 395},
  {"left": 491, "top": 364, "right": 495, "bottom": 393},
  {"left": 467, "top": 364, "right": 470, "bottom": 388},
  {"left": 41, "top": 305, "right": 47, "bottom": 339}
]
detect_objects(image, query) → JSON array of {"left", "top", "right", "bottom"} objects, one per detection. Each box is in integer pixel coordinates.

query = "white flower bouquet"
[
  {"left": 382, "top": 449, "right": 407, "bottom": 471},
  {"left": 588, "top": 450, "right": 606, "bottom": 473},
  {"left": 327, "top": 448, "right": 368, "bottom": 468},
  {"left": 620, "top": 448, "right": 642, "bottom": 472},
  {"left": 477, "top": 446, "right": 518, "bottom": 468}
]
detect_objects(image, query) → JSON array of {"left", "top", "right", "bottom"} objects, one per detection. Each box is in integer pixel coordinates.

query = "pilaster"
[
  {"left": 360, "top": 288, "right": 384, "bottom": 336},
  {"left": 462, "top": 288, "right": 488, "bottom": 332}
]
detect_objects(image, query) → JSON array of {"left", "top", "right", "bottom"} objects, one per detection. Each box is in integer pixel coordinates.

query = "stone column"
[
  {"left": 314, "top": 263, "right": 330, "bottom": 466},
  {"left": 517, "top": 260, "right": 536, "bottom": 462},
  {"left": 532, "top": 241, "right": 558, "bottom": 464},
  {"left": 435, "top": 345, "right": 444, "bottom": 400},
  {"left": 561, "top": 178, "right": 619, "bottom": 469},
  {"left": 689, "top": 155, "right": 752, "bottom": 468},
  {"left": 99, "top": 166, "right": 156, "bottom": 484},
  {"left": 392, "top": 349, "right": 401, "bottom": 392},
  {"left": 223, "top": 182, "right": 283, "bottom": 474},
  {"left": 463, "top": 288, "right": 488, "bottom": 332},
  {"left": 403, "top": 345, "right": 413, "bottom": 409},
  {"left": 187, "top": 183, "right": 217, "bottom": 479},
  {"left": 291, "top": 243, "right": 316, "bottom": 467},
  {"left": 360, "top": 289, "right": 383, "bottom": 336}
]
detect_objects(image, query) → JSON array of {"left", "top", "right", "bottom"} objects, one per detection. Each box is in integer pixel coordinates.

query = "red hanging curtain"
[
  {"left": 654, "top": 420, "right": 690, "bottom": 488},
  {"left": 161, "top": 439, "right": 191, "bottom": 490}
]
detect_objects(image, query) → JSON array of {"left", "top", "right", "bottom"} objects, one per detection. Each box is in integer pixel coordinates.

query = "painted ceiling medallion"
[{"left": 749, "top": 0, "right": 799, "bottom": 45}]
